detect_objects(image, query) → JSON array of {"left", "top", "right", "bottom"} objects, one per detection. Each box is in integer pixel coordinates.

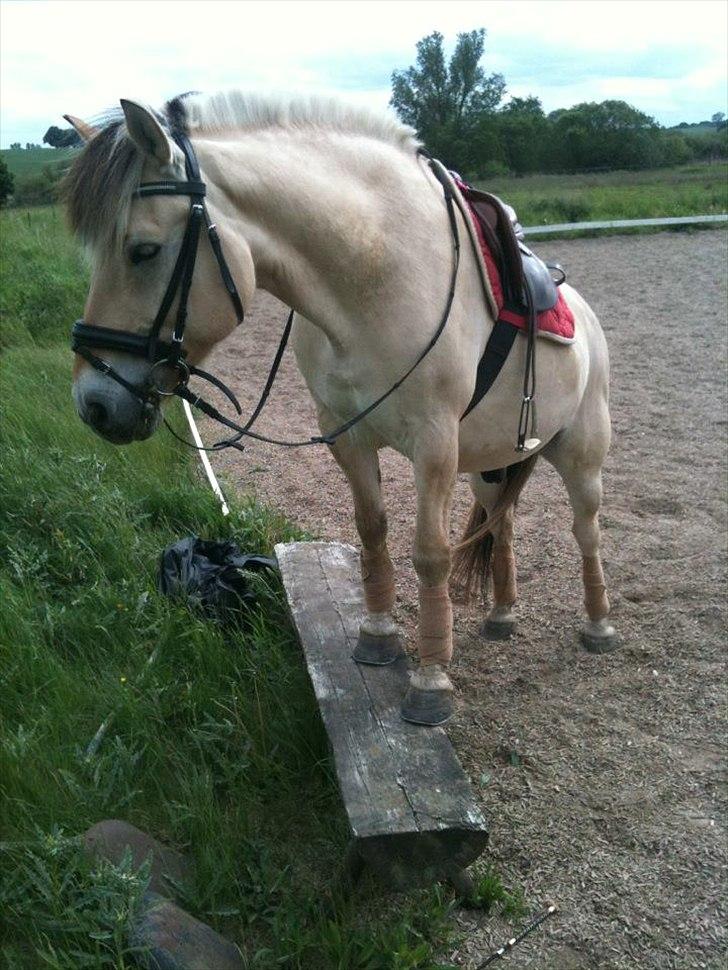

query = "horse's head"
[{"left": 66, "top": 100, "right": 253, "bottom": 444}]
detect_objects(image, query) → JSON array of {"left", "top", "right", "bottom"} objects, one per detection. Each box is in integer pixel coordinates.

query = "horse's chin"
[
  {"left": 135, "top": 404, "right": 162, "bottom": 441},
  {"left": 92, "top": 403, "right": 162, "bottom": 445},
  {"left": 132, "top": 403, "right": 163, "bottom": 442}
]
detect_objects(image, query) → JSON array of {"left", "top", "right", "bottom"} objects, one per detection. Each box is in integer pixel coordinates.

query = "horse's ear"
[
  {"left": 63, "top": 114, "right": 98, "bottom": 143},
  {"left": 120, "top": 99, "right": 173, "bottom": 165}
]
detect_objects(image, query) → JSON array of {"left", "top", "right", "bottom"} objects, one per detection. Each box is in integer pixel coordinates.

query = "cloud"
[
  {"left": 1, "top": 0, "right": 726, "bottom": 146},
  {"left": 492, "top": 43, "right": 708, "bottom": 87}
]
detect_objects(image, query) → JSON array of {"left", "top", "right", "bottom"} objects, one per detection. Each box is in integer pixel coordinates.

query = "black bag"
[{"left": 157, "top": 536, "right": 277, "bottom": 622}]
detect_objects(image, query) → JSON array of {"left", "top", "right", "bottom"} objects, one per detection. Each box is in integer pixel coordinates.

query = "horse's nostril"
[{"left": 87, "top": 401, "right": 109, "bottom": 430}]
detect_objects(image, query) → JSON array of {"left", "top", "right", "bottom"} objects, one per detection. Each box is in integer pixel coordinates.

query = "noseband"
[{"left": 71, "top": 137, "right": 462, "bottom": 450}]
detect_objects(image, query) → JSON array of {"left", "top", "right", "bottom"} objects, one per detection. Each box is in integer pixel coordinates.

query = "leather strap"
[
  {"left": 461, "top": 317, "right": 519, "bottom": 420},
  {"left": 204, "top": 211, "right": 244, "bottom": 323},
  {"left": 72, "top": 321, "right": 183, "bottom": 361}
]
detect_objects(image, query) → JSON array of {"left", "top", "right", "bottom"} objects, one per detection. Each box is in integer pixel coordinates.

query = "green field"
[
  {"left": 0, "top": 208, "right": 525, "bottom": 967},
  {"left": 1, "top": 146, "right": 78, "bottom": 178},
  {"left": 475, "top": 161, "right": 728, "bottom": 225}
]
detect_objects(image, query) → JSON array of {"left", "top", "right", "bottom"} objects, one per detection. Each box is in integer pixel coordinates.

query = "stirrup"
[{"left": 516, "top": 396, "right": 540, "bottom": 452}]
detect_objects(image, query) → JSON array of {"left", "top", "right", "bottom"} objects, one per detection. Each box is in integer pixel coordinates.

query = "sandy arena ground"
[{"left": 201, "top": 230, "right": 727, "bottom": 969}]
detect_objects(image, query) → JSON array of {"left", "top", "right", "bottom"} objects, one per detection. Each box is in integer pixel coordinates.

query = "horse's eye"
[{"left": 129, "top": 243, "right": 161, "bottom": 265}]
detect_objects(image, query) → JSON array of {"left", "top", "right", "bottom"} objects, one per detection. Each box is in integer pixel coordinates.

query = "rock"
[
  {"left": 83, "top": 822, "right": 244, "bottom": 969},
  {"left": 131, "top": 892, "right": 244, "bottom": 970},
  {"left": 83, "top": 819, "right": 192, "bottom": 898}
]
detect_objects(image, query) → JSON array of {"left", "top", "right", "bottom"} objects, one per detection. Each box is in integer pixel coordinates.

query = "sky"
[{"left": 1, "top": 0, "right": 726, "bottom": 148}]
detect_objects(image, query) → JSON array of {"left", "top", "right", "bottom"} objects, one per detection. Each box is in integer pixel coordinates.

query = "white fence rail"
[{"left": 523, "top": 213, "right": 728, "bottom": 236}]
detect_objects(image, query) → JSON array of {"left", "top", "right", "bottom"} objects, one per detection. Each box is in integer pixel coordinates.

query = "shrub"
[
  {"left": 11, "top": 164, "right": 64, "bottom": 207},
  {"left": 0, "top": 158, "right": 14, "bottom": 206},
  {"left": 472, "top": 158, "right": 509, "bottom": 180}
]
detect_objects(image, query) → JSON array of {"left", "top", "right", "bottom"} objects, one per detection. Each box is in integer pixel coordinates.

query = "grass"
[
  {"left": 473, "top": 161, "right": 728, "bottom": 226},
  {"left": 0, "top": 208, "right": 479, "bottom": 968},
  {"left": 471, "top": 867, "right": 526, "bottom": 920},
  {"left": 0, "top": 207, "right": 87, "bottom": 351}
]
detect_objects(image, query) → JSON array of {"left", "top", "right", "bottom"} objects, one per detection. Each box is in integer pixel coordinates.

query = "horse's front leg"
[
  {"left": 325, "top": 418, "right": 402, "bottom": 665},
  {"left": 401, "top": 432, "right": 459, "bottom": 725}
]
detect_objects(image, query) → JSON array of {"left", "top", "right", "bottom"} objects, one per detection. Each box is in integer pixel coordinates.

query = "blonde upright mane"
[{"left": 181, "top": 90, "right": 419, "bottom": 151}]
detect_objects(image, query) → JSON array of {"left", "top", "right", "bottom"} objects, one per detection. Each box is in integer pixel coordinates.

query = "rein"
[{"left": 71, "top": 136, "right": 462, "bottom": 452}]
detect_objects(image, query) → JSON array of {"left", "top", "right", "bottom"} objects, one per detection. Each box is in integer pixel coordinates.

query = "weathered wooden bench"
[{"left": 275, "top": 541, "right": 488, "bottom": 893}]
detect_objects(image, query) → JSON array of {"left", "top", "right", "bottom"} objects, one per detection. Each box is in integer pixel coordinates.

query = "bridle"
[
  {"left": 70, "top": 135, "right": 463, "bottom": 451},
  {"left": 72, "top": 132, "right": 247, "bottom": 429}
]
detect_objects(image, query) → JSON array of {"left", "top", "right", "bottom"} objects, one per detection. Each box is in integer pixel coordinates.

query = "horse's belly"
[{"left": 457, "top": 333, "right": 587, "bottom": 472}]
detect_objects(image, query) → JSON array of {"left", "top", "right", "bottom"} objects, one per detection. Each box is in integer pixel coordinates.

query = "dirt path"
[{"left": 204, "top": 230, "right": 727, "bottom": 969}]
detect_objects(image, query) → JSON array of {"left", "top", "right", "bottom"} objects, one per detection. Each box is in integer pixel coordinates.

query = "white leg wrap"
[
  {"left": 360, "top": 612, "right": 398, "bottom": 637},
  {"left": 409, "top": 663, "right": 454, "bottom": 692},
  {"left": 584, "top": 617, "right": 616, "bottom": 639},
  {"left": 487, "top": 604, "right": 516, "bottom": 624}
]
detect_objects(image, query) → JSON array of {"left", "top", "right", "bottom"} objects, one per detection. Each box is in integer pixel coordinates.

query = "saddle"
[
  {"left": 450, "top": 180, "right": 574, "bottom": 426},
  {"left": 462, "top": 187, "right": 560, "bottom": 316}
]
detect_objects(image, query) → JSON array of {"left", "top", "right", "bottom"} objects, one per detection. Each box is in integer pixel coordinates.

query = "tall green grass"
[
  {"left": 0, "top": 207, "right": 88, "bottom": 351},
  {"left": 475, "top": 161, "right": 728, "bottom": 225},
  {"left": 0, "top": 210, "right": 462, "bottom": 968}
]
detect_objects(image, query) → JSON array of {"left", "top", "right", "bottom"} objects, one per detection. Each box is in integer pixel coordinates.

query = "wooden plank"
[{"left": 275, "top": 541, "right": 488, "bottom": 889}]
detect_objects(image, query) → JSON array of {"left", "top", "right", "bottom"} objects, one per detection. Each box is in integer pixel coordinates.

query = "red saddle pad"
[{"left": 461, "top": 190, "right": 575, "bottom": 341}]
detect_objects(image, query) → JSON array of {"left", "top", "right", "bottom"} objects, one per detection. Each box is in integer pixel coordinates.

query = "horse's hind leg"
[
  {"left": 467, "top": 474, "right": 519, "bottom": 640},
  {"left": 325, "top": 421, "right": 402, "bottom": 665},
  {"left": 544, "top": 410, "right": 618, "bottom": 653}
]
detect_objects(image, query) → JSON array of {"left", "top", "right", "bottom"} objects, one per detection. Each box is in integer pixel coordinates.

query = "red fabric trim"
[{"left": 458, "top": 184, "right": 575, "bottom": 341}]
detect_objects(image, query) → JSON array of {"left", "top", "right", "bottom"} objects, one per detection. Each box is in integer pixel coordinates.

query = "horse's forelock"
[{"left": 63, "top": 120, "right": 143, "bottom": 254}]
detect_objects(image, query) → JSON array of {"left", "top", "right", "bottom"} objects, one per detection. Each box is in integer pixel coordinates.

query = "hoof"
[
  {"left": 482, "top": 617, "right": 516, "bottom": 640},
  {"left": 353, "top": 630, "right": 404, "bottom": 666},
  {"left": 580, "top": 620, "right": 619, "bottom": 654},
  {"left": 400, "top": 686, "right": 454, "bottom": 726}
]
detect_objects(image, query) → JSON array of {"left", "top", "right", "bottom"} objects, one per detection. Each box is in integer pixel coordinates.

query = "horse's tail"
[{"left": 451, "top": 454, "right": 538, "bottom": 603}]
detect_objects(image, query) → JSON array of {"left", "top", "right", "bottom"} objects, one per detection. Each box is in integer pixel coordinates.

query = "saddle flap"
[
  {"left": 519, "top": 245, "right": 558, "bottom": 314},
  {"left": 462, "top": 187, "right": 560, "bottom": 314},
  {"left": 462, "top": 188, "right": 525, "bottom": 306}
]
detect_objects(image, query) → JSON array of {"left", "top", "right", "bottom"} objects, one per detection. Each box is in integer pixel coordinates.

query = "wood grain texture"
[{"left": 275, "top": 541, "right": 488, "bottom": 889}]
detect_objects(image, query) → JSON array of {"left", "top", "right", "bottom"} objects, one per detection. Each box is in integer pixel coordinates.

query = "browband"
[{"left": 136, "top": 181, "right": 206, "bottom": 198}]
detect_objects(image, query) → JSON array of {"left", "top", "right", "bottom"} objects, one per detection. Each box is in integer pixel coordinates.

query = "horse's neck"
[{"left": 195, "top": 130, "right": 453, "bottom": 338}]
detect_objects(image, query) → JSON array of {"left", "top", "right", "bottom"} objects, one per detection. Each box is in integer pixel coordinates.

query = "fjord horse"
[{"left": 66, "top": 93, "right": 616, "bottom": 724}]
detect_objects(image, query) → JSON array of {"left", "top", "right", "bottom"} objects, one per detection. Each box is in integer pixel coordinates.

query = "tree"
[
  {"left": 659, "top": 132, "right": 694, "bottom": 166},
  {"left": 548, "top": 100, "right": 663, "bottom": 171},
  {"left": 711, "top": 111, "right": 726, "bottom": 128},
  {"left": 390, "top": 29, "right": 505, "bottom": 171},
  {"left": 0, "top": 158, "right": 14, "bottom": 206},
  {"left": 496, "top": 96, "right": 550, "bottom": 174},
  {"left": 43, "top": 125, "right": 82, "bottom": 148},
  {"left": 9, "top": 142, "right": 21, "bottom": 150}
]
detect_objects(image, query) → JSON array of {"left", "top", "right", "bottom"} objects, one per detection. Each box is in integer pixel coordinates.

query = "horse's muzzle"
[{"left": 74, "top": 377, "right": 162, "bottom": 444}]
